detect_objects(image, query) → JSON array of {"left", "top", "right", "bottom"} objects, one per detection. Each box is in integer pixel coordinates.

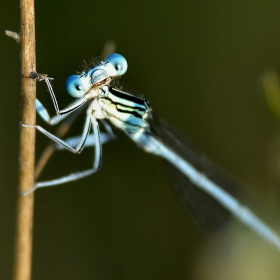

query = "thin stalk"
[{"left": 6, "top": 0, "right": 36, "bottom": 279}]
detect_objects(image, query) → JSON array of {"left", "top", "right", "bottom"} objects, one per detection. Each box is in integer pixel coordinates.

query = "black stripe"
[
  {"left": 109, "top": 87, "right": 148, "bottom": 107},
  {"left": 103, "top": 96, "right": 146, "bottom": 117},
  {"left": 117, "top": 107, "right": 142, "bottom": 118},
  {"left": 60, "top": 99, "right": 87, "bottom": 114}
]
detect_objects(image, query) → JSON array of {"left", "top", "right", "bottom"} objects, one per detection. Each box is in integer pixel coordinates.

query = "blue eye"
[
  {"left": 106, "top": 53, "right": 128, "bottom": 75},
  {"left": 66, "top": 75, "right": 86, "bottom": 98}
]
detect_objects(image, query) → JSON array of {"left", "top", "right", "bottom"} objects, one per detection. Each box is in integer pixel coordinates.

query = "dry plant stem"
[{"left": 6, "top": 0, "right": 36, "bottom": 279}]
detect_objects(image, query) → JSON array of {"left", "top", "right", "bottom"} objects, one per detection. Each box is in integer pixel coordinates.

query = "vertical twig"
[{"left": 6, "top": 0, "right": 36, "bottom": 279}]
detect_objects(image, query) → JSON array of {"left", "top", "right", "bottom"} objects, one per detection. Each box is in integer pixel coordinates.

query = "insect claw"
[
  {"left": 21, "top": 123, "right": 36, "bottom": 128},
  {"left": 30, "top": 71, "right": 54, "bottom": 81},
  {"left": 21, "top": 185, "right": 37, "bottom": 196}
]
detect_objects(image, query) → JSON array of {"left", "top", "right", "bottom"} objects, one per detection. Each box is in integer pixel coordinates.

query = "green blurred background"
[{"left": 2, "top": 0, "right": 280, "bottom": 279}]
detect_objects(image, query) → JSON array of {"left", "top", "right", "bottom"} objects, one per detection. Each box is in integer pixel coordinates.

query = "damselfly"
[{"left": 22, "top": 53, "right": 280, "bottom": 251}]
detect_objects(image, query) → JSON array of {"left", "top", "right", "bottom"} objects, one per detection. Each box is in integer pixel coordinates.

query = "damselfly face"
[{"left": 66, "top": 53, "right": 128, "bottom": 98}]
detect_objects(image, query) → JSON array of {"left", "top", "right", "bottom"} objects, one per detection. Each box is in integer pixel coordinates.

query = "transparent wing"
[{"left": 149, "top": 115, "right": 249, "bottom": 234}]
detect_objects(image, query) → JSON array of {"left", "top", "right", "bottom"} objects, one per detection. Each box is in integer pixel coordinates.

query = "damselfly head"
[
  {"left": 91, "top": 53, "right": 128, "bottom": 80},
  {"left": 66, "top": 53, "right": 128, "bottom": 98}
]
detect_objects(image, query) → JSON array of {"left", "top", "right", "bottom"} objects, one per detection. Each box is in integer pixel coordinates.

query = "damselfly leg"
[
  {"left": 22, "top": 115, "right": 103, "bottom": 195},
  {"left": 22, "top": 73, "right": 118, "bottom": 195}
]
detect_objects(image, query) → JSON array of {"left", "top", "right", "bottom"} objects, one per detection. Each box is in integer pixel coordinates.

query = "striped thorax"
[{"left": 98, "top": 86, "right": 151, "bottom": 134}]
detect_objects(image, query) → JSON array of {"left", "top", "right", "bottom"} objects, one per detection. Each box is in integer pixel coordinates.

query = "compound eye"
[
  {"left": 66, "top": 75, "right": 86, "bottom": 98},
  {"left": 106, "top": 53, "right": 128, "bottom": 76}
]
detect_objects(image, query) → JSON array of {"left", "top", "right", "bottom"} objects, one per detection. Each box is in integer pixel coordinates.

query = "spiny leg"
[
  {"left": 32, "top": 73, "right": 68, "bottom": 125},
  {"left": 44, "top": 78, "right": 88, "bottom": 115},
  {"left": 34, "top": 75, "right": 88, "bottom": 125},
  {"left": 36, "top": 95, "right": 88, "bottom": 126},
  {"left": 56, "top": 119, "right": 116, "bottom": 150},
  {"left": 35, "top": 111, "right": 111, "bottom": 178},
  {"left": 56, "top": 132, "right": 113, "bottom": 150},
  {"left": 22, "top": 117, "right": 102, "bottom": 195},
  {"left": 34, "top": 75, "right": 88, "bottom": 176},
  {"left": 22, "top": 114, "right": 92, "bottom": 154},
  {"left": 36, "top": 99, "right": 70, "bottom": 125},
  {"left": 34, "top": 105, "right": 87, "bottom": 179}
]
